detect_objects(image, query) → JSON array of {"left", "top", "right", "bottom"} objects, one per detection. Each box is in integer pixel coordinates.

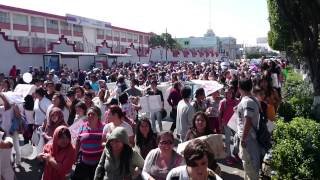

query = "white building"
[
  {"left": 176, "top": 29, "right": 237, "bottom": 60},
  {"left": 0, "top": 4, "right": 152, "bottom": 54},
  {"left": 0, "top": 4, "right": 218, "bottom": 74}
]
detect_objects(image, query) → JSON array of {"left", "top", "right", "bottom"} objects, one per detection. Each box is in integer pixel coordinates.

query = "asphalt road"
[{"left": 14, "top": 120, "right": 244, "bottom": 180}]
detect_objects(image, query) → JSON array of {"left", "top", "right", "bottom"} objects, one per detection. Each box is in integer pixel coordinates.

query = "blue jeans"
[
  {"left": 150, "top": 111, "right": 162, "bottom": 132},
  {"left": 224, "top": 125, "right": 232, "bottom": 157}
]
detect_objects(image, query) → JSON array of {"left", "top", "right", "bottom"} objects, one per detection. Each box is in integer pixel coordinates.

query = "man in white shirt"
[
  {"left": 34, "top": 87, "right": 52, "bottom": 127},
  {"left": 236, "top": 78, "right": 261, "bottom": 180},
  {"left": 176, "top": 86, "right": 195, "bottom": 142}
]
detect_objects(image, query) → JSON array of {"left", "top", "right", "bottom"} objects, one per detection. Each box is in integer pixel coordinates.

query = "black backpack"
[{"left": 249, "top": 97, "right": 272, "bottom": 151}]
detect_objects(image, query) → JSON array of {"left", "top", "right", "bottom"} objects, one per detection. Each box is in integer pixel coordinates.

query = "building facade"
[
  {"left": 176, "top": 29, "right": 220, "bottom": 50},
  {"left": 176, "top": 29, "right": 237, "bottom": 60},
  {"left": 0, "top": 4, "right": 152, "bottom": 54}
]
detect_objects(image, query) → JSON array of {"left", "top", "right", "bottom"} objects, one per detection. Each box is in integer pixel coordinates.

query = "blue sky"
[{"left": 0, "top": 0, "right": 270, "bottom": 45}]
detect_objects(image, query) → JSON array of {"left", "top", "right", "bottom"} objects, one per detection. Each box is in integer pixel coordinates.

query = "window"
[
  {"left": 97, "top": 29, "right": 104, "bottom": 36},
  {"left": 46, "top": 19, "right": 58, "bottom": 29},
  {"left": 127, "top": 33, "right": 133, "bottom": 40},
  {"left": 113, "top": 31, "right": 120, "bottom": 37},
  {"left": 46, "top": 39, "right": 56, "bottom": 48},
  {"left": 144, "top": 36, "right": 149, "bottom": 44},
  {"left": 74, "top": 41, "right": 84, "bottom": 50},
  {"left": 120, "top": 32, "right": 126, "bottom": 39},
  {"left": 184, "top": 41, "right": 189, "bottom": 46},
  {"left": 32, "top": 37, "right": 46, "bottom": 48},
  {"left": 31, "top": 16, "right": 44, "bottom": 27},
  {"left": 73, "top": 24, "right": 83, "bottom": 32},
  {"left": 0, "top": 11, "right": 10, "bottom": 23},
  {"left": 15, "top": 36, "right": 30, "bottom": 47},
  {"left": 12, "top": 14, "right": 28, "bottom": 25},
  {"left": 60, "top": 21, "right": 71, "bottom": 30},
  {"left": 133, "top": 34, "right": 138, "bottom": 41},
  {"left": 105, "top": 30, "right": 112, "bottom": 36}
]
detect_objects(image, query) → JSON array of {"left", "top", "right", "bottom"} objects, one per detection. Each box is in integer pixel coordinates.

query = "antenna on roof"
[{"left": 209, "top": 0, "right": 212, "bottom": 29}]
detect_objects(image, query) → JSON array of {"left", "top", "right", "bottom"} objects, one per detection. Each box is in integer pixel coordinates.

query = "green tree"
[
  {"left": 148, "top": 35, "right": 165, "bottom": 48},
  {"left": 149, "top": 33, "right": 181, "bottom": 50},
  {"left": 267, "top": 0, "right": 320, "bottom": 105}
]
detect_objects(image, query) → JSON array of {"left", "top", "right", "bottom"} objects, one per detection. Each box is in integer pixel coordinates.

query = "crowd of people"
[{"left": 0, "top": 58, "right": 287, "bottom": 180}]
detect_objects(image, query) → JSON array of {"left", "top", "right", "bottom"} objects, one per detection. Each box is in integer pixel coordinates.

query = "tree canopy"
[
  {"left": 267, "top": 0, "right": 320, "bottom": 96},
  {"left": 149, "top": 33, "right": 181, "bottom": 50}
]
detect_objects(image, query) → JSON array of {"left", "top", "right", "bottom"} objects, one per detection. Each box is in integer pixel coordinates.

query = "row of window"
[
  {"left": 0, "top": 10, "right": 81, "bottom": 32},
  {"left": 0, "top": 10, "right": 149, "bottom": 43},
  {"left": 12, "top": 36, "right": 84, "bottom": 52}
]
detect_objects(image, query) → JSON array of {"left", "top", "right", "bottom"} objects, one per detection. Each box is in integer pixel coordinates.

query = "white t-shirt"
[
  {"left": 92, "top": 97, "right": 107, "bottom": 121},
  {"left": 34, "top": 97, "right": 52, "bottom": 126},
  {"left": 18, "top": 104, "right": 35, "bottom": 125},
  {"left": 0, "top": 106, "right": 13, "bottom": 133},
  {"left": 236, "top": 96, "right": 259, "bottom": 140},
  {"left": 103, "top": 121, "right": 134, "bottom": 138}
]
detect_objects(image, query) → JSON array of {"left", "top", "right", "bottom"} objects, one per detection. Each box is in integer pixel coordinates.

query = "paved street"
[{"left": 15, "top": 120, "right": 244, "bottom": 180}]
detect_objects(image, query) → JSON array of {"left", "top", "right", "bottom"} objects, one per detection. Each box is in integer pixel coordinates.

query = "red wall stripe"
[
  {"left": 0, "top": 22, "right": 10, "bottom": 29},
  {"left": 31, "top": 26, "right": 45, "bottom": 33},
  {"left": 13, "top": 24, "right": 28, "bottom": 31}
]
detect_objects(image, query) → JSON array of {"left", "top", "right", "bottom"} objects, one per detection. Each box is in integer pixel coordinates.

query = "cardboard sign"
[
  {"left": 69, "top": 119, "right": 84, "bottom": 145},
  {"left": 227, "top": 112, "right": 238, "bottom": 132},
  {"left": 14, "top": 84, "right": 37, "bottom": 97},
  {"left": 139, "top": 95, "right": 162, "bottom": 113},
  {"left": 0, "top": 91, "right": 25, "bottom": 105}
]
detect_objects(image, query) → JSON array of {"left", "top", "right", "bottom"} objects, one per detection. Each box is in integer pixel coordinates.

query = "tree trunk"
[{"left": 306, "top": 56, "right": 320, "bottom": 120}]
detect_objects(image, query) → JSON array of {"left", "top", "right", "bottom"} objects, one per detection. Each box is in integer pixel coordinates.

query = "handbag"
[
  {"left": 31, "top": 127, "right": 42, "bottom": 146},
  {"left": 161, "top": 109, "right": 167, "bottom": 119}
]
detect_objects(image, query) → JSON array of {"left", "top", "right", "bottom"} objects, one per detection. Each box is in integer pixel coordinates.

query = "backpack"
[{"left": 249, "top": 97, "right": 272, "bottom": 151}]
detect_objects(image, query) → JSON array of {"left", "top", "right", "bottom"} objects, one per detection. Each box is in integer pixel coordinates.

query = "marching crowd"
[{"left": 0, "top": 58, "right": 286, "bottom": 180}]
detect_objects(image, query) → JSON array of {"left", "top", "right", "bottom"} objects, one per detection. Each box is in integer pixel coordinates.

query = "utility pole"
[{"left": 165, "top": 28, "right": 168, "bottom": 61}]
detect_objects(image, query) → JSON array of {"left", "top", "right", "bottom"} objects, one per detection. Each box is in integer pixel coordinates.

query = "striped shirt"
[{"left": 77, "top": 121, "right": 104, "bottom": 165}]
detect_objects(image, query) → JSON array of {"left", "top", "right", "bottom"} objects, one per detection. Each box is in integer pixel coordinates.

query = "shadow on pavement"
[{"left": 15, "top": 158, "right": 43, "bottom": 180}]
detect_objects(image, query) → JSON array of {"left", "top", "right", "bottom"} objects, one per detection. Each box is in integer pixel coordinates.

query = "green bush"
[
  {"left": 272, "top": 118, "right": 320, "bottom": 179},
  {"left": 280, "top": 68, "right": 314, "bottom": 121}
]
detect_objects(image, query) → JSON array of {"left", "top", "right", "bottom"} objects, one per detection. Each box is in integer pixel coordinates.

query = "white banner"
[{"left": 66, "top": 14, "right": 112, "bottom": 29}]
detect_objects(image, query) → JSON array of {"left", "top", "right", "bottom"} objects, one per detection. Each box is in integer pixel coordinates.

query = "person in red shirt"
[
  {"left": 218, "top": 86, "right": 239, "bottom": 165},
  {"left": 9, "top": 65, "right": 17, "bottom": 79},
  {"left": 38, "top": 126, "right": 76, "bottom": 180}
]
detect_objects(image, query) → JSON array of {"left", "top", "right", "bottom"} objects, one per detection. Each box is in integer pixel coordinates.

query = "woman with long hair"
[
  {"left": 46, "top": 93, "right": 69, "bottom": 125},
  {"left": 94, "top": 127, "right": 144, "bottom": 180},
  {"left": 258, "top": 76, "right": 281, "bottom": 115},
  {"left": 103, "top": 105, "right": 134, "bottom": 146},
  {"left": 142, "top": 131, "right": 183, "bottom": 180},
  {"left": 184, "top": 112, "right": 213, "bottom": 142},
  {"left": 135, "top": 118, "right": 157, "bottom": 159},
  {"left": 43, "top": 108, "right": 66, "bottom": 143},
  {"left": 72, "top": 106, "right": 104, "bottom": 180},
  {"left": 1, "top": 79, "right": 11, "bottom": 92},
  {"left": 38, "top": 126, "right": 76, "bottom": 180},
  {"left": 73, "top": 101, "right": 87, "bottom": 124}
]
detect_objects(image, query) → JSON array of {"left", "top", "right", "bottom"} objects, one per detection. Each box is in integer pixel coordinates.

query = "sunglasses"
[{"left": 159, "top": 140, "right": 173, "bottom": 145}]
